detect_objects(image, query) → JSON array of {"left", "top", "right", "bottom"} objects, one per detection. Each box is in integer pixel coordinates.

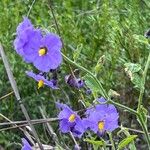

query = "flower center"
[
  {"left": 38, "top": 47, "right": 47, "bottom": 56},
  {"left": 38, "top": 80, "right": 44, "bottom": 89},
  {"left": 69, "top": 114, "right": 76, "bottom": 122},
  {"left": 98, "top": 121, "right": 104, "bottom": 131}
]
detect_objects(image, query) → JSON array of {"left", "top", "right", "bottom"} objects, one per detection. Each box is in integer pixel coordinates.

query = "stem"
[
  {"left": 137, "top": 114, "right": 150, "bottom": 149},
  {"left": 109, "top": 100, "right": 137, "bottom": 115},
  {"left": 70, "top": 131, "right": 80, "bottom": 149},
  {"left": 48, "top": 2, "right": 150, "bottom": 148},
  {"left": 138, "top": 52, "right": 150, "bottom": 110},
  {"left": 62, "top": 53, "right": 137, "bottom": 115},
  {"left": 62, "top": 53, "right": 108, "bottom": 98},
  {"left": 0, "top": 91, "right": 14, "bottom": 100},
  {"left": 0, "top": 44, "right": 44, "bottom": 150},
  {"left": 136, "top": 51, "right": 150, "bottom": 148},
  {"left": 108, "top": 132, "right": 116, "bottom": 150},
  {"left": 27, "top": 0, "right": 36, "bottom": 17}
]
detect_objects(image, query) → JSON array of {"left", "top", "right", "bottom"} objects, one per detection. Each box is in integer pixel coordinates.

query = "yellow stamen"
[
  {"left": 98, "top": 121, "right": 104, "bottom": 131},
  {"left": 38, "top": 80, "right": 44, "bottom": 89},
  {"left": 69, "top": 114, "right": 76, "bottom": 122},
  {"left": 38, "top": 48, "right": 46, "bottom": 56}
]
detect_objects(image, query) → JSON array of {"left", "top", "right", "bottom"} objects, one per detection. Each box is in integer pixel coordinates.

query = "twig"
[
  {"left": 0, "top": 113, "right": 35, "bottom": 145},
  {"left": 0, "top": 118, "right": 59, "bottom": 126},
  {"left": 0, "top": 91, "right": 14, "bottom": 100},
  {"left": 39, "top": 107, "right": 59, "bottom": 144},
  {"left": 0, "top": 43, "right": 44, "bottom": 150},
  {"left": 27, "top": 0, "right": 36, "bottom": 17},
  {"left": 0, "top": 118, "right": 58, "bottom": 132},
  {"left": 108, "top": 133, "right": 116, "bottom": 150},
  {"left": 70, "top": 131, "right": 80, "bottom": 149}
]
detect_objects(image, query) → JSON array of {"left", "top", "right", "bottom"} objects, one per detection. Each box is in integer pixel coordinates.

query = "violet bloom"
[
  {"left": 17, "top": 17, "right": 33, "bottom": 35},
  {"left": 56, "top": 102, "right": 85, "bottom": 138},
  {"left": 26, "top": 71, "right": 58, "bottom": 89},
  {"left": 14, "top": 17, "right": 42, "bottom": 61},
  {"left": 65, "top": 74, "right": 85, "bottom": 89},
  {"left": 14, "top": 17, "right": 62, "bottom": 72},
  {"left": 83, "top": 97, "right": 119, "bottom": 135},
  {"left": 31, "top": 33, "right": 62, "bottom": 72},
  {"left": 21, "top": 138, "right": 32, "bottom": 150},
  {"left": 14, "top": 28, "right": 42, "bottom": 60}
]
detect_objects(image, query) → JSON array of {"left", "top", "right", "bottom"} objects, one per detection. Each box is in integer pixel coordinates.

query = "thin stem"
[
  {"left": 39, "top": 107, "right": 59, "bottom": 144},
  {"left": 0, "top": 44, "right": 44, "bottom": 150},
  {"left": 136, "top": 50, "right": 150, "bottom": 148},
  {"left": 62, "top": 53, "right": 107, "bottom": 98},
  {"left": 108, "top": 132, "right": 116, "bottom": 150},
  {"left": 0, "top": 118, "right": 58, "bottom": 126},
  {"left": 62, "top": 53, "right": 137, "bottom": 115},
  {"left": 48, "top": 2, "right": 150, "bottom": 148},
  {"left": 108, "top": 100, "right": 137, "bottom": 115},
  {"left": 137, "top": 114, "right": 150, "bottom": 149},
  {"left": 70, "top": 131, "right": 80, "bottom": 149},
  {"left": 48, "top": 0, "right": 61, "bottom": 36},
  {"left": 27, "top": 0, "right": 36, "bottom": 17},
  {"left": 138, "top": 52, "right": 150, "bottom": 110},
  {"left": 0, "top": 91, "right": 14, "bottom": 100},
  {"left": 0, "top": 113, "right": 35, "bottom": 145}
]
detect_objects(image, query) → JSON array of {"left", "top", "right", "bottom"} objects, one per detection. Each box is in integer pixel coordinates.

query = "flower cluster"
[
  {"left": 65, "top": 69, "right": 92, "bottom": 95},
  {"left": 65, "top": 74, "right": 85, "bottom": 89},
  {"left": 56, "top": 102, "right": 85, "bottom": 138},
  {"left": 57, "top": 97, "right": 119, "bottom": 138},
  {"left": 14, "top": 17, "right": 62, "bottom": 89}
]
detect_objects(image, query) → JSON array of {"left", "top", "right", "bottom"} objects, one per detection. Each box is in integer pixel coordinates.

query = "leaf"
[
  {"left": 108, "top": 89, "right": 120, "bottom": 98},
  {"left": 83, "top": 75, "right": 100, "bottom": 97},
  {"left": 133, "top": 34, "right": 149, "bottom": 45},
  {"left": 124, "top": 63, "right": 143, "bottom": 90},
  {"left": 117, "top": 126, "right": 136, "bottom": 150},
  {"left": 84, "top": 139, "right": 104, "bottom": 146},
  {"left": 131, "top": 74, "right": 143, "bottom": 90},
  {"left": 124, "top": 63, "right": 142, "bottom": 73},
  {"left": 94, "top": 55, "right": 105, "bottom": 75},
  {"left": 73, "top": 44, "right": 83, "bottom": 61},
  {"left": 118, "top": 135, "right": 137, "bottom": 150}
]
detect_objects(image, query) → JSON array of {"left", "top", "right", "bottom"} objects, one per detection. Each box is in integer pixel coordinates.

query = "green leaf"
[
  {"left": 73, "top": 44, "right": 83, "bottom": 61},
  {"left": 131, "top": 74, "right": 143, "bottom": 90},
  {"left": 118, "top": 135, "right": 137, "bottom": 150},
  {"left": 124, "top": 63, "right": 142, "bottom": 73},
  {"left": 124, "top": 63, "right": 143, "bottom": 90},
  {"left": 94, "top": 55, "right": 105, "bottom": 75},
  {"left": 133, "top": 34, "right": 149, "bottom": 45},
  {"left": 117, "top": 126, "right": 136, "bottom": 150},
  {"left": 83, "top": 75, "right": 100, "bottom": 97},
  {"left": 84, "top": 139, "right": 104, "bottom": 146}
]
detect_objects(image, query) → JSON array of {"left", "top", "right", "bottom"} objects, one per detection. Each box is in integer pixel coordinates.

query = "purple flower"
[
  {"left": 65, "top": 74, "right": 85, "bottom": 89},
  {"left": 14, "top": 17, "right": 62, "bottom": 72},
  {"left": 26, "top": 71, "right": 58, "bottom": 89},
  {"left": 17, "top": 17, "right": 33, "bottom": 35},
  {"left": 21, "top": 138, "right": 32, "bottom": 150},
  {"left": 30, "top": 33, "right": 62, "bottom": 72},
  {"left": 56, "top": 103, "right": 85, "bottom": 138},
  {"left": 83, "top": 97, "right": 119, "bottom": 135},
  {"left": 14, "top": 28, "right": 42, "bottom": 59}
]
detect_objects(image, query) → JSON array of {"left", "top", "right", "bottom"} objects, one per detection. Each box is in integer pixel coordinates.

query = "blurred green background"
[{"left": 0, "top": 0, "right": 150, "bottom": 149}]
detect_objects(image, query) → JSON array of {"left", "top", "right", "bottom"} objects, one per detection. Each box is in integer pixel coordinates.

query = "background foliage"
[{"left": 0, "top": 0, "right": 150, "bottom": 149}]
